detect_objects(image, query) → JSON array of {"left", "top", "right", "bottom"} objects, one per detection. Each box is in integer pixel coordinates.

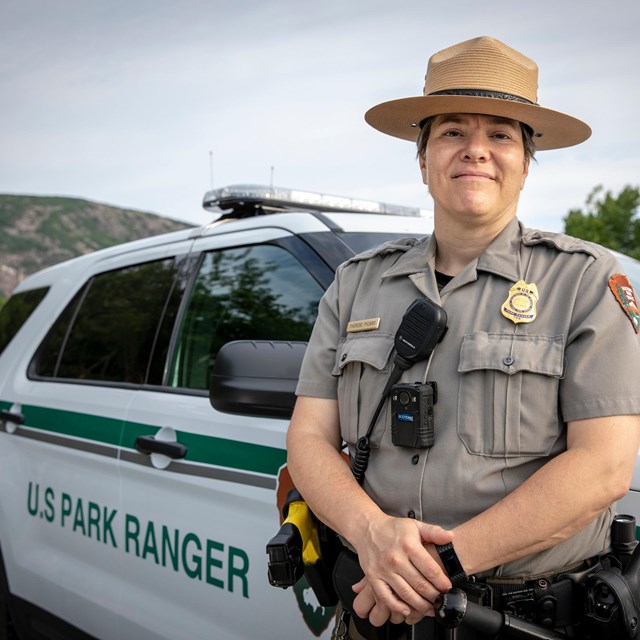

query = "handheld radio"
[
  {"left": 351, "top": 298, "right": 447, "bottom": 484},
  {"left": 394, "top": 298, "right": 448, "bottom": 368}
]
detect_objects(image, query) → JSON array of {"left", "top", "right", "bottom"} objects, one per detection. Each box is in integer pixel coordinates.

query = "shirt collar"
[
  {"left": 381, "top": 217, "right": 524, "bottom": 283},
  {"left": 475, "top": 217, "right": 523, "bottom": 282}
]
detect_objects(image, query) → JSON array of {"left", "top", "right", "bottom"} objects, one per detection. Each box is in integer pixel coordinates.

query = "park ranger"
[{"left": 286, "top": 36, "right": 640, "bottom": 639}]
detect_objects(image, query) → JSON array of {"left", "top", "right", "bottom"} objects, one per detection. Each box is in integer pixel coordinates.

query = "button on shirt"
[{"left": 296, "top": 218, "right": 640, "bottom": 577}]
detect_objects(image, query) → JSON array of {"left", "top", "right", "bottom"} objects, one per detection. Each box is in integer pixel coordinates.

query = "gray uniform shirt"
[{"left": 296, "top": 218, "right": 640, "bottom": 577}]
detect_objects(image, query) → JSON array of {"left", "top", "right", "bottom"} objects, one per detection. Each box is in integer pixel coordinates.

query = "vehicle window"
[
  {"left": 337, "top": 231, "right": 428, "bottom": 254},
  {"left": 0, "top": 287, "right": 48, "bottom": 355},
  {"left": 33, "top": 259, "right": 183, "bottom": 384},
  {"left": 169, "top": 244, "right": 324, "bottom": 391},
  {"left": 300, "top": 230, "right": 430, "bottom": 271},
  {"left": 612, "top": 251, "right": 640, "bottom": 292}
]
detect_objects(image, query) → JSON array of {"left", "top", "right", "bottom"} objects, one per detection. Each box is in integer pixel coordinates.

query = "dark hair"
[{"left": 416, "top": 115, "right": 537, "bottom": 162}]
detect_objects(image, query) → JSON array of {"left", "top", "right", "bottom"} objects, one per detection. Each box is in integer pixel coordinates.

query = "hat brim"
[{"left": 364, "top": 95, "right": 591, "bottom": 150}]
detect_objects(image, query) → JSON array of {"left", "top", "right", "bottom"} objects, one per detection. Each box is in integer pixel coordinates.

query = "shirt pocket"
[
  {"left": 332, "top": 332, "right": 395, "bottom": 446},
  {"left": 457, "top": 332, "right": 565, "bottom": 457}
]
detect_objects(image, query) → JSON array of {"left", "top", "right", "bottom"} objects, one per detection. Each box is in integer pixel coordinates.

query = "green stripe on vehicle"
[
  {"left": 15, "top": 403, "right": 286, "bottom": 478},
  {"left": 120, "top": 421, "right": 286, "bottom": 476},
  {"left": 23, "top": 405, "right": 123, "bottom": 446}
]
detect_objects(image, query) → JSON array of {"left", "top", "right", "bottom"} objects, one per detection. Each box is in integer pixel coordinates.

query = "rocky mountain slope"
[{"left": 0, "top": 195, "right": 192, "bottom": 299}]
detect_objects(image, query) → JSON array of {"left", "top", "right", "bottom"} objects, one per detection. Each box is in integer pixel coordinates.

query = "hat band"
[{"left": 428, "top": 89, "right": 538, "bottom": 106}]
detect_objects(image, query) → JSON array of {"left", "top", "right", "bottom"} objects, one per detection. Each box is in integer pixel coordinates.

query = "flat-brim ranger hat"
[{"left": 365, "top": 36, "right": 591, "bottom": 151}]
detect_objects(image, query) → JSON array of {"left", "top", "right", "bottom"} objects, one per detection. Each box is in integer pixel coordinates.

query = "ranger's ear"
[{"left": 419, "top": 152, "right": 428, "bottom": 186}]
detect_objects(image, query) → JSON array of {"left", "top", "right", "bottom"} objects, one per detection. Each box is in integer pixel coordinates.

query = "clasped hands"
[{"left": 351, "top": 515, "right": 454, "bottom": 627}]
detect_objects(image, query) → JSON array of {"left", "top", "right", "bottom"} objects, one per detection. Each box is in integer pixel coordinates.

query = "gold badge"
[
  {"left": 501, "top": 280, "right": 539, "bottom": 324},
  {"left": 346, "top": 317, "right": 381, "bottom": 333}
]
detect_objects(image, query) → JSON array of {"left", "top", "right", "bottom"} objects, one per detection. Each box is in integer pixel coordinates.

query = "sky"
[{"left": 1, "top": 0, "right": 639, "bottom": 231}]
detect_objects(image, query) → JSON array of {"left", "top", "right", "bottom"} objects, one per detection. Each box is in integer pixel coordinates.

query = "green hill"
[{"left": 0, "top": 194, "right": 193, "bottom": 300}]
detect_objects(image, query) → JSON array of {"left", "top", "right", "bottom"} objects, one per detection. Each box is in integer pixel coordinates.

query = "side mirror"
[{"left": 209, "top": 340, "right": 307, "bottom": 418}]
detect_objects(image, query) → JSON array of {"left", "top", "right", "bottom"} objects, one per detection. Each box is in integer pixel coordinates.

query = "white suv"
[
  {"left": 0, "top": 186, "right": 638, "bottom": 640},
  {"left": 0, "top": 186, "right": 432, "bottom": 640}
]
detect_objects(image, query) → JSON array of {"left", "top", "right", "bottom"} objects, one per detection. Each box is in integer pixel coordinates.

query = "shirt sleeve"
[
  {"left": 295, "top": 274, "right": 342, "bottom": 399},
  {"left": 560, "top": 251, "right": 640, "bottom": 422}
]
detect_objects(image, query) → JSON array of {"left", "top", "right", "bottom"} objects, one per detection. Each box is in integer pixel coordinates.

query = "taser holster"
[{"left": 266, "top": 488, "right": 341, "bottom": 606}]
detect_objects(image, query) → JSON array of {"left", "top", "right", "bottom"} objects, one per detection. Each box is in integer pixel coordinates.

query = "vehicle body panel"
[{"left": 0, "top": 207, "right": 638, "bottom": 639}]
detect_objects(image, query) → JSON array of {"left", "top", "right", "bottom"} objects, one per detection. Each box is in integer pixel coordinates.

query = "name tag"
[{"left": 346, "top": 317, "right": 381, "bottom": 333}]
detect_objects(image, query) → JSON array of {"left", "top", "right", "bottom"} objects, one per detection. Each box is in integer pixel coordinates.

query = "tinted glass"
[
  {"left": 169, "top": 244, "right": 324, "bottom": 390},
  {"left": 34, "top": 259, "right": 180, "bottom": 384},
  {"left": 613, "top": 251, "right": 640, "bottom": 292},
  {"left": 0, "top": 287, "right": 48, "bottom": 355},
  {"left": 337, "top": 231, "right": 428, "bottom": 254}
]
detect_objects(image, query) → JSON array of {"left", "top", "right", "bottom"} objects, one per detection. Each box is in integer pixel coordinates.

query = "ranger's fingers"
[
  {"left": 367, "top": 578, "right": 413, "bottom": 617},
  {"left": 351, "top": 577, "right": 367, "bottom": 594},
  {"left": 410, "top": 555, "right": 452, "bottom": 595},
  {"left": 410, "top": 565, "right": 451, "bottom": 601},
  {"left": 369, "top": 576, "right": 435, "bottom": 618},
  {"left": 353, "top": 582, "right": 377, "bottom": 619},
  {"left": 365, "top": 549, "right": 446, "bottom": 611},
  {"left": 388, "top": 605, "right": 430, "bottom": 626},
  {"left": 416, "top": 522, "right": 454, "bottom": 546},
  {"left": 405, "top": 607, "right": 431, "bottom": 625},
  {"left": 353, "top": 580, "right": 403, "bottom": 628},
  {"left": 390, "top": 571, "right": 443, "bottom": 613},
  {"left": 368, "top": 600, "right": 393, "bottom": 628}
]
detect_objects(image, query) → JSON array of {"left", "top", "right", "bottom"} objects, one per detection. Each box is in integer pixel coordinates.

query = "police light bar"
[{"left": 202, "top": 184, "right": 429, "bottom": 218}]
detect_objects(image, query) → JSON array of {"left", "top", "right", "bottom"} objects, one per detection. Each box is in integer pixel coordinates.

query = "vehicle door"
[
  {"left": 0, "top": 238, "right": 193, "bottom": 640},
  {"left": 120, "top": 226, "right": 336, "bottom": 640}
]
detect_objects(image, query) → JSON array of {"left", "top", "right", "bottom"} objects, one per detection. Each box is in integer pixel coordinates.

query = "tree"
[{"left": 563, "top": 185, "right": 640, "bottom": 259}]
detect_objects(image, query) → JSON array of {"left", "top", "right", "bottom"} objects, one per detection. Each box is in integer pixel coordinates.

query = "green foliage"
[
  {"left": 563, "top": 185, "right": 640, "bottom": 259},
  {"left": 0, "top": 288, "right": 48, "bottom": 354},
  {"left": 171, "top": 245, "right": 322, "bottom": 390},
  {"left": 37, "top": 260, "right": 180, "bottom": 383}
]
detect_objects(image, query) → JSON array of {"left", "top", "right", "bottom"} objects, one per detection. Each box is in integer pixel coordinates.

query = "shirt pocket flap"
[
  {"left": 332, "top": 332, "right": 395, "bottom": 376},
  {"left": 459, "top": 332, "right": 564, "bottom": 377}
]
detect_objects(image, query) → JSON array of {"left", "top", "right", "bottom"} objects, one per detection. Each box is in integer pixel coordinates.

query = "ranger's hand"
[
  {"left": 352, "top": 578, "right": 425, "bottom": 626},
  {"left": 350, "top": 515, "right": 453, "bottom": 625}
]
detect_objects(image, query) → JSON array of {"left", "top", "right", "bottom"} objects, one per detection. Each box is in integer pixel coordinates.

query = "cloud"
[{"left": 0, "top": 0, "right": 638, "bottom": 226}]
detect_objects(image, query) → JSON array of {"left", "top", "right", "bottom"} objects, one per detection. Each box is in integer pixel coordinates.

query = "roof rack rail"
[{"left": 202, "top": 184, "right": 429, "bottom": 219}]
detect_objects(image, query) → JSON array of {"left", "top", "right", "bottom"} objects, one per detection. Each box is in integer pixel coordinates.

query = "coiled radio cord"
[{"left": 351, "top": 360, "right": 407, "bottom": 485}]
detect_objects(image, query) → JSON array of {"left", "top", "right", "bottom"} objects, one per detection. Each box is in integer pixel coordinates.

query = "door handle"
[
  {"left": 0, "top": 410, "right": 24, "bottom": 426},
  {"left": 135, "top": 435, "right": 187, "bottom": 460}
]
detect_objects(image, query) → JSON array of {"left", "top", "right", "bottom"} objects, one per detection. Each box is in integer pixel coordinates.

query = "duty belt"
[
  {"left": 333, "top": 548, "right": 602, "bottom": 638},
  {"left": 461, "top": 558, "right": 598, "bottom": 630}
]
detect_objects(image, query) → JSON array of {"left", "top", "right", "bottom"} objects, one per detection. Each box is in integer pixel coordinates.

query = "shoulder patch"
[
  {"left": 609, "top": 274, "right": 640, "bottom": 334},
  {"left": 344, "top": 236, "right": 427, "bottom": 266}
]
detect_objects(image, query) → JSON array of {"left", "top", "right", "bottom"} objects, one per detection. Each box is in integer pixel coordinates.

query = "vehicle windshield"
[
  {"left": 337, "top": 231, "right": 428, "bottom": 254},
  {"left": 612, "top": 251, "right": 640, "bottom": 292}
]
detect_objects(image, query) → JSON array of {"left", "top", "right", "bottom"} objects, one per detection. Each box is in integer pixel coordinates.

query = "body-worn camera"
[{"left": 390, "top": 382, "right": 437, "bottom": 449}]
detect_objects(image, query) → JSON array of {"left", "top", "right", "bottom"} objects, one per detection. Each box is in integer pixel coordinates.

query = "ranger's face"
[{"left": 420, "top": 113, "right": 529, "bottom": 230}]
